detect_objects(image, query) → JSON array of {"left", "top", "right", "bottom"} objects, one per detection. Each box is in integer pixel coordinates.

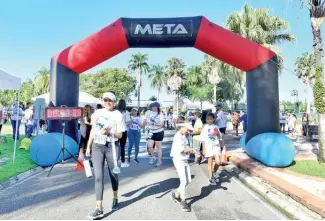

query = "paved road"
[{"left": 0, "top": 130, "right": 286, "bottom": 220}]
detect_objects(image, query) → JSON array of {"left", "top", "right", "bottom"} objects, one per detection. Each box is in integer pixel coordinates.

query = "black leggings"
[
  {"left": 92, "top": 142, "right": 119, "bottom": 201},
  {"left": 118, "top": 131, "right": 127, "bottom": 163},
  {"left": 0, "top": 124, "right": 2, "bottom": 134}
]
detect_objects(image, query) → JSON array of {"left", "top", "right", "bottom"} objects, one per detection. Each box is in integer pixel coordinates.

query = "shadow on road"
[{"left": 187, "top": 170, "right": 231, "bottom": 207}]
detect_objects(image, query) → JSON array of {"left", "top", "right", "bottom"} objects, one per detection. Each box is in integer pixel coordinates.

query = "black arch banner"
[{"left": 49, "top": 16, "right": 279, "bottom": 143}]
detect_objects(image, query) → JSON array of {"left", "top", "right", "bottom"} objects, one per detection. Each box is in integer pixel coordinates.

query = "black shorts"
[
  {"left": 149, "top": 131, "right": 164, "bottom": 142},
  {"left": 219, "top": 127, "right": 226, "bottom": 134}
]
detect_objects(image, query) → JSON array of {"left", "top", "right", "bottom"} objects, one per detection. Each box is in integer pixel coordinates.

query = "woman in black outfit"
[
  {"left": 117, "top": 100, "right": 131, "bottom": 167},
  {"left": 79, "top": 105, "right": 91, "bottom": 153}
]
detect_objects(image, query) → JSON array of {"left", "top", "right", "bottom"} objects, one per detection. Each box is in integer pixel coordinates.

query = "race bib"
[{"left": 94, "top": 132, "right": 107, "bottom": 145}]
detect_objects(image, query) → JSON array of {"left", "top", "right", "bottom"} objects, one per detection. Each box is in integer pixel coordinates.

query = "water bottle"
[{"left": 84, "top": 156, "right": 93, "bottom": 178}]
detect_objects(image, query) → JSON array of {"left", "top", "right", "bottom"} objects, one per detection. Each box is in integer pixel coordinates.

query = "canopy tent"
[
  {"left": 0, "top": 69, "right": 22, "bottom": 162},
  {"left": 32, "top": 91, "right": 104, "bottom": 108}
]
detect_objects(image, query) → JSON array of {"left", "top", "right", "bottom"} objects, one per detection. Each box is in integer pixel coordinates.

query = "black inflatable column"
[
  {"left": 48, "top": 58, "right": 79, "bottom": 142},
  {"left": 245, "top": 56, "right": 280, "bottom": 142}
]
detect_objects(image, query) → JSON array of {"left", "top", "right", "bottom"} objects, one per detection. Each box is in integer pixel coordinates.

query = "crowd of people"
[{"left": 82, "top": 92, "right": 243, "bottom": 218}]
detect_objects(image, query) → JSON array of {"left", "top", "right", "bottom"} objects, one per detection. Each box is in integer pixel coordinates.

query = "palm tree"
[
  {"left": 298, "top": 0, "right": 325, "bottom": 163},
  {"left": 226, "top": 4, "right": 296, "bottom": 72},
  {"left": 128, "top": 53, "right": 150, "bottom": 110},
  {"left": 165, "top": 57, "right": 185, "bottom": 79},
  {"left": 295, "top": 52, "right": 316, "bottom": 113},
  {"left": 148, "top": 64, "right": 166, "bottom": 102},
  {"left": 34, "top": 67, "right": 50, "bottom": 96},
  {"left": 291, "top": 89, "right": 299, "bottom": 113}
]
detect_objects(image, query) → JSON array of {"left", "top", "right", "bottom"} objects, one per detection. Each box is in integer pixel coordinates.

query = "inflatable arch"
[{"left": 49, "top": 16, "right": 294, "bottom": 166}]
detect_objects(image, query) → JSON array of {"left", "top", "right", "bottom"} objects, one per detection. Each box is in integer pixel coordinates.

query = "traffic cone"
[
  {"left": 74, "top": 149, "right": 84, "bottom": 171},
  {"left": 221, "top": 146, "right": 228, "bottom": 165}
]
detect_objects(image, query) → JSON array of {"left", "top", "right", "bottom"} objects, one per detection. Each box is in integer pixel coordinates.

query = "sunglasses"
[{"left": 104, "top": 98, "right": 114, "bottom": 102}]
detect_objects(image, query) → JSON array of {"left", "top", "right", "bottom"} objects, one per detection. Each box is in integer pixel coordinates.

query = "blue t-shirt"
[{"left": 240, "top": 114, "right": 247, "bottom": 132}]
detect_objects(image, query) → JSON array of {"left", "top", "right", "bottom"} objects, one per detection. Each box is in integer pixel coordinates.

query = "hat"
[
  {"left": 131, "top": 107, "right": 138, "bottom": 112},
  {"left": 102, "top": 92, "right": 116, "bottom": 102},
  {"left": 176, "top": 123, "right": 194, "bottom": 131},
  {"left": 215, "top": 104, "right": 222, "bottom": 109},
  {"left": 150, "top": 102, "right": 160, "bottom": 108}
]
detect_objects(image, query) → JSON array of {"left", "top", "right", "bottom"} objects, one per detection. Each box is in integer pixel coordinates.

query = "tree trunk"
[
  {"left": 138, "top": 70, "right": 141, "bottom": 111},
  {"left": 306, "top": 83, "right": 311, "bottom": 114},
  {"left": 311, "top": 16, "right": 325, "bottom": 163},
  {"left": 157, "top": 90, "right": 160, "bottom": 102},
  {"left": 200, "top": 101, "right": 203, "bottom": 110}
]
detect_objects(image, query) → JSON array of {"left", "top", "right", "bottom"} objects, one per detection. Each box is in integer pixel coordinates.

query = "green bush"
[{"left": 313, "top": 67, "right": 325, "bottom": 114}]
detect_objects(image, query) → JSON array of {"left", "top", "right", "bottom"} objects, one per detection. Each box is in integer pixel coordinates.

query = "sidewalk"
[{"left": 224, "top": 128, "right": 325, "bottom": 218}]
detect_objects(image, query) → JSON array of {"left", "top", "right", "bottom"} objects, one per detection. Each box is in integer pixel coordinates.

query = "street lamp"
[
  {"left": 208, "top": 67, "right": 221, "bottom": 103},
  {"left": 167, "top": 75, "right": 182, "bottom": 116}
]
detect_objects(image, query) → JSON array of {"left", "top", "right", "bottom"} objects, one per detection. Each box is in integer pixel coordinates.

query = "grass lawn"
[
  {"left": 0, "top": 123, "right": 37, "bottom": 182},
  {"left": 288, "top": 160, "right": 325, "bottom": 178}
]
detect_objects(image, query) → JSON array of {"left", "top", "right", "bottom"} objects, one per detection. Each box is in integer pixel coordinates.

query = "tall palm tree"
[
  {"left": 34, "top": 67, "right": 50, "bottom": 96},
  {"left": 297, "top": 0, "right": 325, "bottom": 163},
  {"left": 226, "top": 4, "right": 296, "bottom": 72},
  {"left": 148, "top": 64, "right": 166, "bottom": 102},
  {"left": 295, "top": 52, "right": 316, "bottom": 113},
  {"left": 128, "top": 53, "right": 150, "bottom": 110}
]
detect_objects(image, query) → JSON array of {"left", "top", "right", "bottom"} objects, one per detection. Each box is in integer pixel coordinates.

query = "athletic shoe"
[
  {"left": 112, "top": 198, "right": 119, "bottom": 211},
  {"left": 200, "top": 157, "right": 207, "bottom": 164},
  {"left": 209, "top": 178, "right": 217, "bottom": 185},
  {"left": 121, "top": 162, "right": 130, "bottom": 168},
  {"left": 156, "top": 162, "right": 162, "bottom": 167},
  {"left": 212, "top": 173, "right": 219, "bottom": 183},
  {"left": 180, "top": 200, "right": 191, "bottom": 212},
  {"left": 87, "top": 208, "right": 104, "bottom": 219},
  {"left": 133, "top": 158, "right": 139, "bottom": 163},
  {"left": 170, "top": 192, "right": 181, "bottom": 204},
  {"left": 149, "top": 158, "right": 156, "bottom": 165}
]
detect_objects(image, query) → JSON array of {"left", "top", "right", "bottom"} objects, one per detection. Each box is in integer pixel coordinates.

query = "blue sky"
[{"left": 0, "top": 0, "right": 318, "bottom": 103}]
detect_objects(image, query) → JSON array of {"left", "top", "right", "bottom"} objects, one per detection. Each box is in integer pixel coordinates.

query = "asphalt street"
[{"left": 0, "top": 130, "right": 287, "bottom": 220}]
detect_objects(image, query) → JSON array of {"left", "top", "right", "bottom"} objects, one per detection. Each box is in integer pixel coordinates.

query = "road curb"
[
  {"left": 0, "top": 166, "right": 44, "bottom": 191},
  {"left": 224, "top": 163, "right": 324, "bottom": 220}
]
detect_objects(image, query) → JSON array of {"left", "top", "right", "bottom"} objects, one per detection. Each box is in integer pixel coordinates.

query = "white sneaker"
[
  {"left": 149, "top": 158, "right": 156, "bottom": 165},
  {"left": 121, "top": 162, "right": 130, "bottom": 168}
]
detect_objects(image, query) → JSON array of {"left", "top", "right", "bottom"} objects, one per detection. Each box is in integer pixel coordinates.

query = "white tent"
[
  {"left": 32, "top": 91, "right": 104, "bottom": 108},
  {"left": 0, "top": 69, "right": 21, "bottom": 162}
]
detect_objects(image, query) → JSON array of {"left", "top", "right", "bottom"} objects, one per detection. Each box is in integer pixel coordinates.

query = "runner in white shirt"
[{"left": 86, "top": 91, "right": 124, "bottom": 219}]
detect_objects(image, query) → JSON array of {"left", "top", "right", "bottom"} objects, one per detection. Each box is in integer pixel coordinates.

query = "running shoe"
[
  {"left": 87, "top": 208, "right": 104, "bottom": 219},
  {"left": 209, "top": 178, "right": 217, "bottom": 185},
  {"left": 170, "top": 192, "right": 181, "bottom": 204},
  {"left": 180, "top": 200, "right": 191, "bottom": 212},
  {"left": 156, "top": 162, "right": 162, "bottom": 167},
  {"left": 121, "top": 162, "right": 130, "bottom": 168},
  {"left": 112, "top": 198, "right": 119, "bottom": 211},
  {"left": 133, "top": 158, "right": 139, "bottom": 163},
  {"left": 149, "top": 158, "right": 156, "bottom": 165}
]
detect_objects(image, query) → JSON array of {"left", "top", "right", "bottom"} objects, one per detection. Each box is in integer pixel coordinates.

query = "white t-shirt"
[
  {"left": 11, "top": 107, "right": 23, "bottom": 121},
  {"left": 279, "top": 115, "right": 286, "bottom": 124},
  {"left": 91, "top": 108, "right": 125, "bottom": 144},
  {"left": 121, "top": 111, "right": 131, "bottom": 132},
  {"left": 170, "top": 131, "right": 189, "bottom": 161},
  {"left": 129, "top": 116, "right": 142, "bottom": 132},
  {"left": 146, "top": 111, "right": 164, "bottom": 133},
  {"left": 200, "top": 124, "right": 222, "bottom": 146},
  {"left": 287, "top": 115, "right": 296, "bottom": 128},
  {"left": 216, "top": 111, "right": 228, "bottom": 128},
  {"left": 23, "top": 109, "right": 34, "bottom": 125}
]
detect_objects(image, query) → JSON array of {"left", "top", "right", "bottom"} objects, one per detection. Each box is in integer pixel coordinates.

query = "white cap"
[
  {"left": 102, "top": 92, "right": 116, "bottom": 101},
  {"left": 176, "top": 123, "right": 194, "bottom": 131}
]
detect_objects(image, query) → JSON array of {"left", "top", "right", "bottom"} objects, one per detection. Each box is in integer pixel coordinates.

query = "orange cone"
[{"left": 74, "top": 149, "right": 85, "bottom": 171}]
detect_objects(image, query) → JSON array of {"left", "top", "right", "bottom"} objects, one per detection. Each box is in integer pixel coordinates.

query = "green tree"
[
  {"left": 226, "top": 4, "right": 296, "bottom": 72},
  {"left": 148, "top": 64, "right": 166, "bottom": 102},
  {"left": 149, "top": 96, "right": 157, "bottom": 102},
  {"left": 295, "top": 52, "right": 316, "bottom": 113},
  {"left": 20, "top": 80, "right": 35, "bottom": 104},
  {"left": 128, "top": 53, "right": 151, "bottom": 110},
  {"left": 34, "top": 67, "right": 50, "bottom": 96},
  {"left": 296, "top": 0, "right": 325, "bottom": 163},
  {"left": 80, "top": 68, "right": 137, "bottom": 100},
  {"left": 0, "top": 90, "right": 17, "bottom": 107},
  {"left": 187, "top": 85, "right": 214, "bottom": 110}
]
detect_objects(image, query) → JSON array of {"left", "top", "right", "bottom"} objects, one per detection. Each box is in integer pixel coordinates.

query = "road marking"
[{"left": 230, "top": 175, "right": 287, "bottom": 220}]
